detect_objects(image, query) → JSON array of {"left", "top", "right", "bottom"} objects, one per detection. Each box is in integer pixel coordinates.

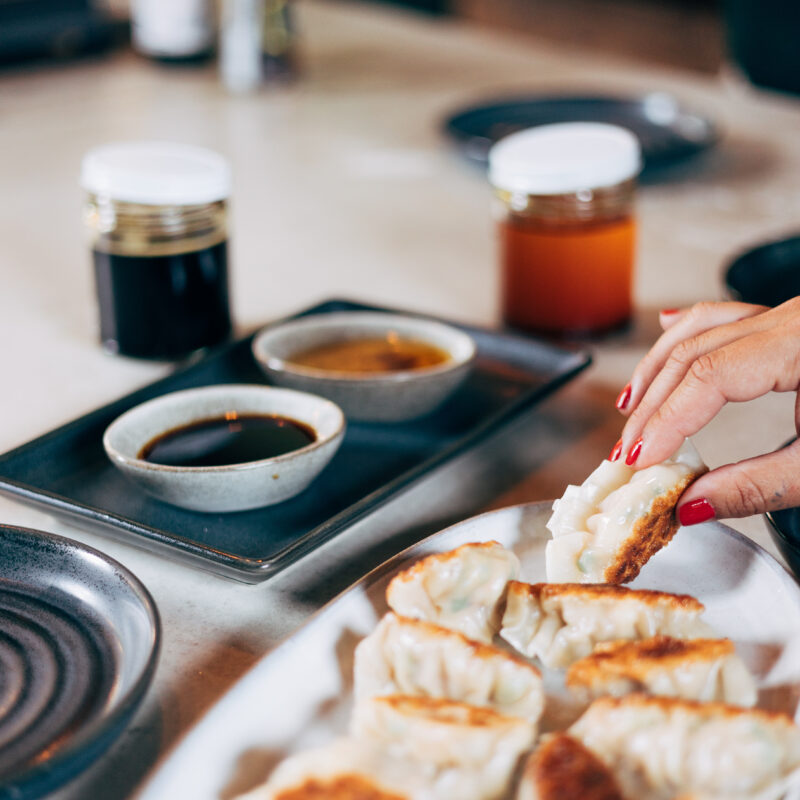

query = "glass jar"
[
  {"left": 489, "top": 123, "right": 641, "bottom": 336},
  {"left": 81, "top": 142, "right": 233, "bottom": 359},
  {"left": 131, "top": 0, "right": 215, "bottom": 62}
]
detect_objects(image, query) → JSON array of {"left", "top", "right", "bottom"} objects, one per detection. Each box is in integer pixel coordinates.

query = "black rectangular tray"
[{"left": 0, "top": 299, "right": 591, "bottom": 582}]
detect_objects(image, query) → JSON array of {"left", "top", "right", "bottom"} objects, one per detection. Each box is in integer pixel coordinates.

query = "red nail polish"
[
  {"left": 616, "top": 384, "right": 632, "bottom": 411},
  {"left": 679, "top": 498, "right": 716, "bottom": 526},
  {"left": 609, "top": 439, "right": 623, "bottom": 462},
  {"left": 660, "top": 308, "right": 680, "bottom": 315},
  {"left": 625, "top": 436, "right": 643, "bottom": 466}
]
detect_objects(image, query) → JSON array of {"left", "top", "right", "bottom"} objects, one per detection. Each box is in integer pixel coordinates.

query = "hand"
[{"left": 612, "top": 299, "right": 800, "bottom": 524}]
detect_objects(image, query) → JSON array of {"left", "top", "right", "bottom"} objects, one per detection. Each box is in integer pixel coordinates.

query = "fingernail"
[
  {"left": 679, "top": 498, "right": 716, "bottom": 526},
  {"left": 625, "top": 436, "right": 643, "bottom": 466},
  {"left": 616, "top": 384, "right": 632, "bottom": 411},
  {"left": 609, "top": 439, "right": 623, "bottom": 462},
  {"left": 660, "top": 308, "right": 680, "bottom": 315}
]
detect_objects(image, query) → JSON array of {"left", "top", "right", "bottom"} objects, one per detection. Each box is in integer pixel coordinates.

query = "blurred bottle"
[
  {"left": 131, "top": 0, "right": 215, "bottom": 62},
  {"left": 219, "top": 0, "right": 298, "bottom": 92},
  {"left": 262, "top": 0, "right": 297, "bottom": 82},
  {"left": 220, "top": 0, "right": 263, "bottom": 93}
]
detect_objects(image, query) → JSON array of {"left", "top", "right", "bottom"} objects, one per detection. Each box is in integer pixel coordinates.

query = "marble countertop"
[{"left": 1, "top": 1, "right": 799, "bottom": 797}]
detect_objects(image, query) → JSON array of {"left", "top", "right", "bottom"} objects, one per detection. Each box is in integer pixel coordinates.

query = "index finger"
[
  {"left": 619, "top": 301, "right": 767, "bottom": 415},
  {"left": 632, "top": 328, "right": 797, "bottom": 468}
]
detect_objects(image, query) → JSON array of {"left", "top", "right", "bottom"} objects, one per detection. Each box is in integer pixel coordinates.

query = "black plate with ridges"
[{"left": 0, "top": 526, "right": 159, "bottom": 799}]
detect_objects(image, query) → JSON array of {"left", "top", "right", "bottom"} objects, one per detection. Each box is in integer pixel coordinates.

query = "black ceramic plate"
[
  {"left": 725, "top": 234, "right": 800, "bottom": 307},
  {"left": 764, "top": 438, "right": 800, "bottom": 581},
  {"left": 443, "top": 93, "right": 718, "bottom": 177},
  {"left": 766, "top": 507, "right": 800, "bottom": 581},
  {"left": 0, "top": 525, "right": 159, "bottom": 799},
  {"left": 0, "top": 299, "right": 590, "bottom": 583}
]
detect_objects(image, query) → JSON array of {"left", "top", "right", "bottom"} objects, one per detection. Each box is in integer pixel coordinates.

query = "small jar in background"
[
  {"left": 131, "top": 0, "right": 215, "bottom": 62},
  {"left": 81, "top": 142, "right": 233, "bottom": 360},
  {"left": 489, "top": 123, "right": 641, "bottom": 336}
]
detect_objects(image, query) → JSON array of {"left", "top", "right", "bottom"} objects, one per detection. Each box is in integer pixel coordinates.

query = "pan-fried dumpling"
[
  {"left": 352, "top": 695, "right": 534, "bottom": 799},
  {"left": 566, "top": 636, "right": 757, "bottom": 707},
  {"left": 546, "top": 439, "right": 707, "bottom": 584},
  {"left": 516, "top": 734, "right": 625, "bottom": 800},
  {"left": 569, "top": 695, "right": 800, "bottom": 800},
  {"left": 235, "top": 737, "right": 497, "bottom": 800},
  {"left": 234, "top": 738, "right": 431, "bottom": 800},
  {"left": 354, "top": 613, "right": 544, "bottom": 724},
  {"left": 499, "top": 582, "right": 711, "bottom": 669},
  {"left": 386, "top": 542, "right": 520, "bottom": 643}
]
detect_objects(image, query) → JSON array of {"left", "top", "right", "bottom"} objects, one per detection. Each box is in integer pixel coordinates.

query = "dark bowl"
[
  {"left": 765, "top": 507, "right": 800, "bottom": 581},
  {"left": 724, "top": 234, "right": 800, "bottom": 307},
  {"left": 764, "top": 437, "right": 800, "bottom": 581}
]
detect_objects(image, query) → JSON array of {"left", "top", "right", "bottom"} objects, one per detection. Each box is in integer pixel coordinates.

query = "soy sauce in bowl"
[
  {"left": 103, "top": 384, "right": 346, "bottom": 512},
  {"left": 139, "top": 413, "right": 316, "bottom": 468}
]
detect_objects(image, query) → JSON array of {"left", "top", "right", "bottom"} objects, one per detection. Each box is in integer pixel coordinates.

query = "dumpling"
[
  {"left": 354, "top": 613, "right": 544, "bottom": 724},
  {"left": 546, "top": 439, "right": 707, "bottom": 584},
  {"left": 234, "top": 738, "right": 433, "bottom": 800},
  {"left": 385, "top": 541, "right": 520, "bottom": 643},
  {"left": 235, "top": 736, "right": 512, "bottom": 800},
  {"left": 569, "top": 694, "right": 800, "bottom": 800},
  {"left": 352, "top": 694, "right": 534, "bottom": 799},
  {"left": 516, "top": 733, "right": 625, "bottom": 800},
  {"left": 566, "top": 636, "right": 757, "bottom": 707},
  {"left": 499, "top": 582, "right": 711, "bottom": 669}
]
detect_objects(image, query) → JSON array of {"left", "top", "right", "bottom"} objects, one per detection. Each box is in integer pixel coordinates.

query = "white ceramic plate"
[{"left": 137, "top": 502, "right": 800, "bottom": 800}]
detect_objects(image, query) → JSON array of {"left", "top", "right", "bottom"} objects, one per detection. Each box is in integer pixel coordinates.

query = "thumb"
[
  {"left": 659, "top": 307, "right": 686, "bottom": 330},
  {"left": 677, "top": 440, "right": 800, "bottom": 525}
]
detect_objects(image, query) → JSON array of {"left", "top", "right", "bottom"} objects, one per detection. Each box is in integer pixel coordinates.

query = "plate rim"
[
  {"left": 135, "top": 499, "right": 800, "bottom": 798},
  {"left": 0, "top": 523, "right": 161, "bottom": 798},
  {"left": 442, "top": 91, "right": 720, "bottom": 167}
]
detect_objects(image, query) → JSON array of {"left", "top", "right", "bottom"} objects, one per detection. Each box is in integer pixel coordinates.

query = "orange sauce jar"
[{"left": 489, "top": 123, "right": 641, "bottom": 336}]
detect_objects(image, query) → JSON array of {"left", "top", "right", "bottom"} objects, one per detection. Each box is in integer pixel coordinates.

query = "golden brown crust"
[
  {"left": 523, "top": 734, "right": 624, "bottom": 800},
  {"left": 388, "top": 541, "right": 505, "bottom": 587},
  {"left": 586, "top": 693, "right": 796, "bottom": 726},
  {"left": 603, "top": 469, "right": 706, "bottom": 584},
  {"left": 390, "top": 614, "right": 541, "bottom": 675},
  {"left": 507, "top": 580, "right": 704, "bottom": 612},
  {"left": 566, "top": 636, "right": 734, "bottom": 688},
  {"left": 275, "top": 776, "right": 406, "bottom": 800},
  {"left": 375, "top": 694, "right": 515, "bottom": 727}
]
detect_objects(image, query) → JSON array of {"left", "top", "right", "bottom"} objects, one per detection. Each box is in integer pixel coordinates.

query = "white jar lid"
[
  {"left": 81, "top": 141, "right": 231, "bottom": 205},
  {"left": 488, "top": 122, "right": 642, "bottom": 195}
]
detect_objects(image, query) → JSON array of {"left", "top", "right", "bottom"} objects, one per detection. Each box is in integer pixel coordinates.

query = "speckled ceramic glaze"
[
  {"left": 0, "top": 524, "right": 159, "bottom": 799},
  {"left": 103, "top": 384, "right": 345, "bottom": 513},
  {"left": 251, "top": 312, "right": 476, "bottom": 422}
]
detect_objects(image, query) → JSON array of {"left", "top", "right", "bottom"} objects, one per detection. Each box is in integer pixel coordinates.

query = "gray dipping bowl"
[
  {"left": 103, "top": 384, "right": 345, "bottom": 512},
  {"left": 251, "top": 312, "right": 476, "bottom": 422}
]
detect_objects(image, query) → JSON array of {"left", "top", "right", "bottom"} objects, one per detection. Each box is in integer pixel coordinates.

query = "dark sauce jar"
[{"left": 81, "top": 142, "right": 233, "bottom": 360}]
